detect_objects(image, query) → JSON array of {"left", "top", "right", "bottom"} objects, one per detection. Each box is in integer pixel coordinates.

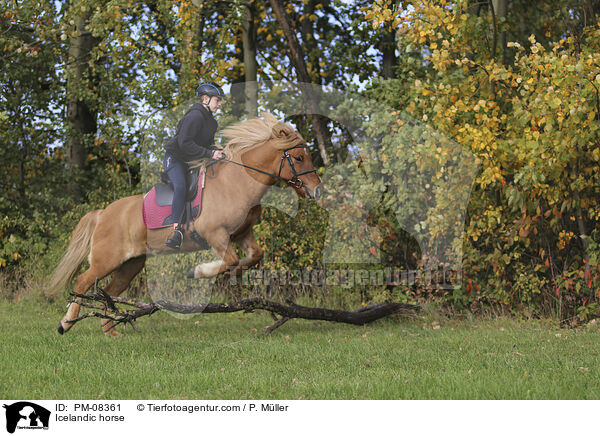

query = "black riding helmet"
[{"left": 196, "top": 82, "right": 225, "bottom": 99}]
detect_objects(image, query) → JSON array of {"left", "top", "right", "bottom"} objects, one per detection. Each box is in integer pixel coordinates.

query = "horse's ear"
[
  {"left": 261, "top": 111, "right": 289, "bottom": 139},
  {"left": 261, "top": 112, "right": 278, "bottom": 124},
  {"left": 271, "top": 126, "right": 283, "bottom": 137}
]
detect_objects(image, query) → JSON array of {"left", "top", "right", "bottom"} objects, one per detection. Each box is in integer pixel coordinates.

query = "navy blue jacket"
[{"left": 164, "top": 103, "right": 218, "bottom": 162}]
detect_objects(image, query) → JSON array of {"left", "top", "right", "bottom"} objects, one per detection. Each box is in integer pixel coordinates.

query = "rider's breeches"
[{"left": 163, "top": 152, "right": 187, "bottom": 225}]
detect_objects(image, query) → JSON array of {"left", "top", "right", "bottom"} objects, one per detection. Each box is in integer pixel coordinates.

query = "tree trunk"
[
  {"left": 231, "top": 36, "right": 246, "bottom": 118},
  {"left": 66, "top": 10, "right": 97, "bottom": 196},
  {"left": 298, "top": 0, "right": 333, "bottom": 165},
  {"left": 490, "top": 0, "right": 507, "bottom": 64},
  {"left": 300, "top": 0, "right": 320, "bottom": 82},
  {"left": 179, "top": 5, "right": 204, "bottom": 96},
  {"left": 584, "top": 0, "right": 600, "bottom": 27},
  {"left": 268, "top": 0, "right": 331, "bottom": 166},
  {"left": 382, "top": 16, "right": 397, "bottom": 79},
  {"left": 242, "top": 4, "right": 258, "bottom": 117},
  {"left": 382, "top": 28, "right": 397, "bottom": 79}
]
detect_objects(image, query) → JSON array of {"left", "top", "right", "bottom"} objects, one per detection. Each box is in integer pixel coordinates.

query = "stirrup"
[{"left": 165, "top": 227, "right": 184, "bottom": 249}]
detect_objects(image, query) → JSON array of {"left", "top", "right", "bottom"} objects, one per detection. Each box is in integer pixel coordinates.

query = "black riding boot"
[{"left": 165, "top": 226, "right": 184, "bottom": 249}]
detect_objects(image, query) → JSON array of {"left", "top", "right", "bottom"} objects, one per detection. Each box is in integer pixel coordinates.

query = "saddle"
[
  {"left": 142, "top": 168, "right": 206, "bottom": 230},
  {"left": 155, "top": 169, "right": 201, "bottom": 207}
]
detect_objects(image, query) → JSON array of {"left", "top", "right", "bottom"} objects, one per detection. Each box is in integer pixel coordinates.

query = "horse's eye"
[{"left": 294, "top": 155, "right": 304, "bottom": 163}]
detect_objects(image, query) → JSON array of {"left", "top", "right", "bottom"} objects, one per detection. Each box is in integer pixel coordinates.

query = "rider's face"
[{"left": 203, "top": 95, "right": 223, "bottom": 113}]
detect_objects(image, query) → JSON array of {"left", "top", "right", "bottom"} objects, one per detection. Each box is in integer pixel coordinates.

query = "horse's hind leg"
[
  {"left": 58, "top": 263, "right": 117, "bottom": 335},
  {"left": 57, "top": 194, "right": 147, "bottom": 335},
  {"left": 100, "top": 256, "right": 146, "bottom": 336}
]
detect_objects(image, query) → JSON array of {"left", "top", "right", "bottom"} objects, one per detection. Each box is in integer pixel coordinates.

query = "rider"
[{"left": 163, "top": 82, "right": 226, "bottom": 249}]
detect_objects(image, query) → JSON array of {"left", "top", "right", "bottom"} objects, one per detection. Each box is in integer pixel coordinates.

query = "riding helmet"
[{"left": 196, "top": 82, "right": 225, "bottom": 99}]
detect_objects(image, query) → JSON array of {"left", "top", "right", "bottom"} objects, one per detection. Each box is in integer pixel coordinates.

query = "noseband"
[
  {"left": 278, "top": 144, "right": 318, "bottom": 188},
  {"left": 220, "top": 144, "right": 317, "bottom": 188}
]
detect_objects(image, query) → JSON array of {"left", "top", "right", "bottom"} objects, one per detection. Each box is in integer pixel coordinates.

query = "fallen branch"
[{"left": 67, "top": 287, "right": 420, "bottom": 335}]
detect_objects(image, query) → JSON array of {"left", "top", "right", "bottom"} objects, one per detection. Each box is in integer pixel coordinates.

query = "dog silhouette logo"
[{"left": 3, "top": 402, "right": 50, "bottom": 433}]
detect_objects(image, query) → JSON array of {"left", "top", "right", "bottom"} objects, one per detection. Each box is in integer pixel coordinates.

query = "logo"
[{"left": 3, "top": 402, "right": 50, "bottom": 433}]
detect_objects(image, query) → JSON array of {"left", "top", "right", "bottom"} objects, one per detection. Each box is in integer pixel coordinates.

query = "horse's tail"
[{"left": 45, "top": 209, "right": 103, "bottom": 298}]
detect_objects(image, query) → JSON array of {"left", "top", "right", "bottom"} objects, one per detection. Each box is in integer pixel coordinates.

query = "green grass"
[{"left": 1, "top": 298, "right": 599, "bottom": 399}]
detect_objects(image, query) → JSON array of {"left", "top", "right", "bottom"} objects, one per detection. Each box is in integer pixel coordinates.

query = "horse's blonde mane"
[{"left": 189, "top": 112, "right": 304, "bottom": 169}]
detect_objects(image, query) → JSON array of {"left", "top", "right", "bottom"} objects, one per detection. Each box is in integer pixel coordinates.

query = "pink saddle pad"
[{"left": 142, "top": 172, "right": 205, "bottom": 229}]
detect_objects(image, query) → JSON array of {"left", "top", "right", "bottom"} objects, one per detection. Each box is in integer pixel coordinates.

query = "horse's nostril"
[{"left": 314, "top": 185, "right": 322, "bottom": 200}]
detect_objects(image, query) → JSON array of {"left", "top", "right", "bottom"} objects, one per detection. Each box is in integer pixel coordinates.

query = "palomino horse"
[{"left": 46, "top": 113, "right": 322, "bottom": 335}]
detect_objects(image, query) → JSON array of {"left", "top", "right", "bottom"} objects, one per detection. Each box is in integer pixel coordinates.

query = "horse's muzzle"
[{"left": 305, "top": 183, "right": 322, "bottom": 201}]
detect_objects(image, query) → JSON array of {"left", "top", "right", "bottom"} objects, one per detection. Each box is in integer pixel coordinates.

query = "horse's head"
[
  {"left": 221, "top": 113, "right": 322, "bottom": 200},
  {"left": 268, "top": 124, "right": 322, "bottom": 200}
]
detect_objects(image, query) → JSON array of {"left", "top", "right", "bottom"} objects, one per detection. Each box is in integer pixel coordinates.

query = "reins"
[{"left": 210, "top": 144, "right": 317, "bottom": 189}]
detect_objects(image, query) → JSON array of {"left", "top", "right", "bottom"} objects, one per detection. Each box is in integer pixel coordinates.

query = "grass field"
[{"left": 1, "top": 298, "right": 599, "bottom": 400}]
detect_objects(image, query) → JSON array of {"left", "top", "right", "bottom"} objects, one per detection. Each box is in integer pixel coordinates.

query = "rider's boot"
[{"left": 165, "top": 225, "right": 184, "bottom": 249}]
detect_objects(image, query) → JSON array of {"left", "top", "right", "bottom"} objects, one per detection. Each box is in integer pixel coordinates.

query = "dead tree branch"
[{"left": 67, "top": 286, "right": 420, "bottom": 335}]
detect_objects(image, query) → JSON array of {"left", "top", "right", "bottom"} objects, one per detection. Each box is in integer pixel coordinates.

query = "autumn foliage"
[
  {"left": 1, "top": 0, "right": 599, "bottom": 322},
  {"left": 366, "top": 0, "right": 600, "bottom": 321}
]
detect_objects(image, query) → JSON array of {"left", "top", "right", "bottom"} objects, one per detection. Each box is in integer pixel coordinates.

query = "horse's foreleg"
[
  {"left": 188, "top": 229, "right": 239, "bottom": 278},
  {"left": 231, "top": 229, "right": 264, "bottom": 275}
]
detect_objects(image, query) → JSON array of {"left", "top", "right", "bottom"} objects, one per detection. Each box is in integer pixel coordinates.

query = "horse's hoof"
[
  {"left": 104, "top": 329, "right": 122, "bottom": 337},
  {"left": 57, "top": 323, "right": 65, "bottom": 335}
]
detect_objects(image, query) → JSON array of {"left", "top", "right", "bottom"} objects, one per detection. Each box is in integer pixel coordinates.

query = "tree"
[
  {"left": 65, "top": 3, "right": 98, "bottom": 197},
  {"left": 242, "top": 3, "right": 258, "bottom": 116},
  {"left": 365, "top": 0, "right": 600, "bottom": 318},
  {"left": 269, "top": 0, "right": 332, "bottom": 165}
]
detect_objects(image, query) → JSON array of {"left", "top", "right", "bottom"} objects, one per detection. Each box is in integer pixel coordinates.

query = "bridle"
[{"left": 219, "top": 144, "right": 317, "bottom": 189}]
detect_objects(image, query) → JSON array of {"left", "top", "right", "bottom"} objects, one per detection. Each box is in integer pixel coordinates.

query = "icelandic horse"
[{"left": 46, "top": 113, "right": 322, "bottom": 335}]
